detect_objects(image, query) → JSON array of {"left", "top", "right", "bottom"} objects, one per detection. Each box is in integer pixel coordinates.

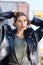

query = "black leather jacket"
[
  {"left": 0, "top": 11, "right": 43, "bottom": 65},
  {"left": 1, "top": 24, "right": 43, "bottom": 65}
]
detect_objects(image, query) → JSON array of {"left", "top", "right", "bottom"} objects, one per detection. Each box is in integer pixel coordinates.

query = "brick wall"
[{"left": 17, "top": 2, "right": 29, "bottom": 16}]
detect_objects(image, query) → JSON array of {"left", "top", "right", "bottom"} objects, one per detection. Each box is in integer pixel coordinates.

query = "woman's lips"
[{"left": 21, "top": 26, "right": 25, "bottom": 28}]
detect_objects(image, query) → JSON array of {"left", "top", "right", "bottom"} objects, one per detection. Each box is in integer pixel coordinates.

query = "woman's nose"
[{"left": 21, "top": 21, "right": 24, "bottom": 25}]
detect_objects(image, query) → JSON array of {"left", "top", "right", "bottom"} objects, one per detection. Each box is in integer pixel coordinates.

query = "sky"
[{"left": 0, "top": 0, "right": 43, "bottom": 10}]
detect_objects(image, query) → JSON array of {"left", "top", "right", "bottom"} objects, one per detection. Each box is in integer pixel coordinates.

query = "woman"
[
  {"left": 8, "top": 12, "right": 33, "bottom": 65},
  {"left": 0, "top": 11, "right": 43, "bottom": 65},
  {"left": 0, "top": 11, "right": 33, "bottom": 65}
]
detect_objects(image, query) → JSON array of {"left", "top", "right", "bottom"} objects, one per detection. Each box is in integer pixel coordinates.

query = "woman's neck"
[{"left": 16, "top": 29, "right": 24, "bottom": 38}]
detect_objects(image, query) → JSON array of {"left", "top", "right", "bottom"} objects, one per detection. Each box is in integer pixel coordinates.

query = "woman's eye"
[
  {"left": 18, "top": 20, "right": 22, "bottom": 22},
  {"left": 24, "top": 20, "right": 27, "bottom": 22}
]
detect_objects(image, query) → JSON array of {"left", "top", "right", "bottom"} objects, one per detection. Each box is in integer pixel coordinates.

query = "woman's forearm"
[
  {"left": 0, "top": 11, "right": 14, "bottom": 19},
  {"left": 31, "top": 17, "right": 43, "bottom": 28}
]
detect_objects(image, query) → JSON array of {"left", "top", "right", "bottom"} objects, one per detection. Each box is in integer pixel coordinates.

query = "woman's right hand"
[{"left": 13, "top": 10, "right": 18, "bottom": 17}]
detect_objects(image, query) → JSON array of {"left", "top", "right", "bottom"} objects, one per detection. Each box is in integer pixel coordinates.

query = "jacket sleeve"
[
  {"left": 34, "top": 27, "right": 43, "bottom": 42},
  {"left": 0, "top": 11, "right": 14, "bottom": 21},
  {"left": 0, "top": 43, "right": 9, "bottom": 61},
  {"left": 31, "top": 17, "right": 43, "bottom": 28},
  {"left": 0, "top": 24, "right": 11, "bottom": 61}
]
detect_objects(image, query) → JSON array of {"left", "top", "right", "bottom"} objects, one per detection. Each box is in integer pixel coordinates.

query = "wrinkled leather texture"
[
  {"left": 0, "top": 11, "right": 14, "bottom": 21},
  {"left": 0, "top": 24, "right": 43, "bottom": 65}
]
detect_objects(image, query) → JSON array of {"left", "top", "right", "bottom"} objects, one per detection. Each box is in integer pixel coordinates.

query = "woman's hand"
[{"left": 13, "top": 10, "right": 18, "bottom": 17}]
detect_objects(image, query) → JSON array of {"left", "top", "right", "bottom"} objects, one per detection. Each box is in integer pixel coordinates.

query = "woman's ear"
[{"left": 27, "top": 20, "right": 32, "bottom": 25}]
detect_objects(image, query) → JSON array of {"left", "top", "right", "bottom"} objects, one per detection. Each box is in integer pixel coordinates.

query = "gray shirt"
[{"left": 9, "top": 35, "right": 30, "bottom": 65}]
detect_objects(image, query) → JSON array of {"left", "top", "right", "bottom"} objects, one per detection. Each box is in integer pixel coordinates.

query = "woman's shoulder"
[
  {"left": 24, "top": 28, "right": 34, "bottom": 37},
  {"left": 3, "top": 24, "right": 16, "bottom": 36}
]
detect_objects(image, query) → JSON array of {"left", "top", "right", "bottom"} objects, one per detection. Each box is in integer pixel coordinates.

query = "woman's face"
[{"left": 15, "top": 15, "right": 28, "bottom": 31}]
